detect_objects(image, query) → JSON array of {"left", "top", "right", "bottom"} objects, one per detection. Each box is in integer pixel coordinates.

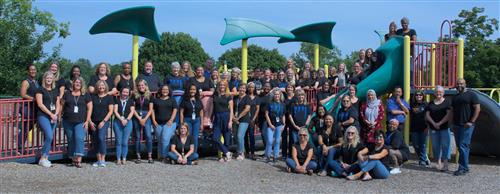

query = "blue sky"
[{"left": 35, "top": 0, "right": 499, "bottom": 65}]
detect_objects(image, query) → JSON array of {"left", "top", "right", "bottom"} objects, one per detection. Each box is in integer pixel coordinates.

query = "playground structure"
[{"left": 1, "top": 7, "right": 500, "bottom": 163}]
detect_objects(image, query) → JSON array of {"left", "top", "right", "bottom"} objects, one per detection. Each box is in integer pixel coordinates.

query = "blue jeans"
[
  {"left": 265, "top": 125, "right": 284, "bottom": 158},
  {"left": 286, "top": 158, "right": 317, "bottom": 172},
  {"left": 133, "top": 111, "right": 153, "bottom": 154},
  {"left": 38, "top": 116, "right": 57, "bottom": 157},
  {"left": 454, "top": 125, "right": 475, "bottom": 171},
  {"left": 317, "top": 147, "right": 337, "bottom": 171},
  {"left": 18, "top": 105, "right": 35, "bottom": 149},
  {"left": 359, "top": 160, "right": 390, "bottom": 179},
  {"left": 213, "top": 112, "right": 230, "bottom": 154},
  {"left": 411, "top": 131, "right": 429, "bottom": 163},
  {"left": 291, "top": 130, "right": 299, "bottom": 145},
  {"left": 155, "top": 123, "right": 177, "bottom": 158},
  {"left": 113, "top": 120, "right": 133, "bottom": 160},
  {"left": 167, "top": 152, "right": 199, "bottom": 165},
  {"left": 328, "top": 160, "right": 360, "bottom": 176},
  {"left": 185, "top": 117, "right": 201, "bottom": 151},
  {"left": 63, "top": 121, "right": 86, "bottom": 157},
  {"left": 244, "top": 126, "right": 255, "bottom": 155},
  {"left": 430, "top": 129, "right": 451, "bottom": 160},
  {"left": 173, "top": 90, "right": 183, "bottom": 123},
  {"left": 90, "top": 121, "right": 109, "bottom": 155},
  {"left": 236, "top": 122, "right": 249, "bottom": 154}
]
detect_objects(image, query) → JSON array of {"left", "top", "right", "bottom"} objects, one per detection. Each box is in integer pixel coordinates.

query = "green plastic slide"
[{"left": 324, "top": 36, "right": 404, "bottom": 112}]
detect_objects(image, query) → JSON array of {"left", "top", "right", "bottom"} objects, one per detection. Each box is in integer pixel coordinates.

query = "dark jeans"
[
  {"left": 411, "top": 131, "right": 429, "bottom": 163},
  {"left": 244, "top": 126, "right": 255, "bottom": 155},
  {"left": 18, "top": 105, "right": 35, "bottom": 150},
  {"left": 133, "top": 111, "right": 153, "bottom": 154},
  {"left": 454, "top": 124, "right": 475, "bottom": 171},
  {"left": 317, "top": 147, "right": 337, "bottom": 171},
  {"left": 90, "top": 121, "right": 109, "bottom": 155},
  {"left": 213, "top": 112, "right": 230, "bottom": 154}
]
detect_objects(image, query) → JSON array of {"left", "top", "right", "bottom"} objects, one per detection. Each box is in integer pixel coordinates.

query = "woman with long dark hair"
[
  {"left": 113, "top": 87, "right": 135, "bottom": 165},
  {"left": 180, "top": 84, "right": 204, "bottom": 151},
  {"left": 244, "top": 82, "right": 259, "bottom": 160},
  {"left": 18, "top": 64, "right": 39, "bottom": 151},
  {"left": 233, "top": 84, "right": 251, "bottom": 160},
  {"left": 152, "top": 84, "right": 178, "bottom": 162}
]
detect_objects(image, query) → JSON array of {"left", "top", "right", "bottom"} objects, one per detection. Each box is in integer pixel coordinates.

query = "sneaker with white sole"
[
  {"left": 99, "top": 161, "right": 107, "bottom": 167},
  {"left": 38, "top": 159, "right": 51, "bottom": 168},
  {"left": 390, "top": 167, "right": 402, "bottom": 174},
  {"left": 92, "top": 162, "right": 100, "bottom": 167},
  {"left": 236, "top": 154, "right": 244, "bottom": 161}
]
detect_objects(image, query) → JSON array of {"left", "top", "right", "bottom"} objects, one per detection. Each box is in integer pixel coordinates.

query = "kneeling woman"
[
  {"left": 286, "top": 128, "right": 317, "bottom": 175},
  {"left": 168, "top": 123, "right": 199, "bottom": 165},
  {"left": 347, "top": 130, "right": 390, "bottom": 181},
  {"left": 62, "top": 77, "right": 92, "bottom": 168},
  {"left": 113, "top": 87, "right": 135, "bottom": 165}
]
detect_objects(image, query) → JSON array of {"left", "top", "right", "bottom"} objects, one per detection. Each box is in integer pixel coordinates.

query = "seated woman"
[
  {"left": 167, "top": 123, "right": 199, "bottom": 165},
  {"left": 385, "top": 119, "right": 410, "bottom": 174},
  {"left": 347, "top": 130, "right": 390, "bottom": 181},
  {"left": 316, "top": 114, "right": 343, "bottom": 176},
  {"left": 328, "top": 126, "right": 364, "bottom": 177},
  {"left": 286, "top": 128, "right": 317, "bottom": 175},
  {"left": 308, "top": 105, "right": 328, "bottom": 146}
]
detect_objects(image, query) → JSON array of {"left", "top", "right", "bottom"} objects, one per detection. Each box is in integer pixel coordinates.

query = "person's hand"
[
  {"left": 233, "top": 118, "right": 239, "bottom": 124},
  {"left": 121, "top": 119, "right": 128, "bottom": 126},
  {"left": 465, "top": 122, "right": 473, "bottom": 128},
  {"left": 177, "top": 157, "right": 183, "bottom": 164},
  {"left": 270, "top": 125, "right": 276, "bottom": 130},
  {"left": 341, "top": 162, "right": 350, "bottom": 169},
  {"left": 396, "top": 96, "right": 402, "bottom": 104},
  {"left": 294, "top": 125, "right": 301, "bottom": 131},
  {"left": 167, "top": 120, "right": 173, "bottom": 127},
  {"left": 153, "top": 121, "right": 158, "bottom": 128},
  {"left": 182, "top": 156, "right": 188, "bottom": 164},
  {"left": 50, "top": 113, "right": 58, "bottom": 122},
  {"left": 432, "top": 122, "right": 440, "bottom": 130},
  {"left": 98, "top": 121, "right": 105, "bottom": 130},
  {"left": 83, "top": 121, "right": 89, "bottom": 130},
  {"left": 322, "top": 147, "right": 328, "bottom": 156},
  {"left": 228, "top": 121, "right": 233, "bottom": 129}
]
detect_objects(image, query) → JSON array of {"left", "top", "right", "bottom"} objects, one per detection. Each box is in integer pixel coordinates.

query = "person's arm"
[
  {"left": 360, "top": 105, "right": 369, "bottom": 125},
  {"left": 437, "top": 108, "right": 452, "bottom": 127},
  {"left": 144, "top": 102, "right": 154, "bottom": 120},
  {"left": 88, "top": 86, "right": 95, "bottom": 94},
  {"left": 228, "top": 98, "right": 234, "bottom": 127},
  {"left": 320, "top": 93, "right": 336, "bottom": 105},
  {"left": 291, "top": 146, "right": 300, "bottom": 168},
  {"left": 265, "top": 110, "right": 275, "bottom": 129},
  {"left": 252, "top": 104, "right": 260, "bottom": 124},
  {"left": 368, "top": 148, "right": 389, "bottom": 160},
  {"left": 151, "top": 105, "right": 158, "bottom": 128},
  {"left": 170, "top": 144, "right": 182, "bottom": 158},
  {"left": 199, "top": 106, "right": 204, "bottom": 131},
  {"left": 398, "top": 99, "right": 410, "bottom": 115},
  {"left": 357, "top": 147, "right": 369, "bottom": 162},
  {"left": 389, "top": 99, "right": 405, "bottom": 115},
  {"left": 375, "top": 105, "right": 385, "bottom": 125},
  {"left": 127, "top": 106, "right": 135, "bottom": 121},
  {"left": 185, "top": 144, "right": 195, "bottom": 159},
  {"left": 20, "top": 80, "right": 33, "bottom": 100},
  {"left": 469, "top": 104, "right": 481, "bottom": 126},
  {"left": 168, "top": 108, "right": 178, "bottom": 127},
  {"left": 333, "top": 137, "right": 343, "bottom": 148},
  {"left": 302, "top": 148, "right": 314, "bottom": 169},
  {"left": 288, "top": 113, "right": 299, "bottom": 130},
  {"left": 179, "top": 107, "right": 185, "bottom": 124},
  {"left": 103, "top": 104, "right": 113, "bottom": 124},
  {"left": 84, "top": 100, "right": 93, "bottom": 130},
  {"left": 425, "top": 110, "right": 438, "bottom": 128},
  {"left": 237, "top": 105, "right": 251, "bottom": 120},
  {"left": 113, "top": 75, "right": 121, "bottom": 89},
  {"left": 107, "top": 87, "right": 117, "bottom": 96},
  {"left": 305, "top": 111, "right": 312, "bottom": 126}
]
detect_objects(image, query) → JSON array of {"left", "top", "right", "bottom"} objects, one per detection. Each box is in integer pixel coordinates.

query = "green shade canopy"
[
  {"left": 89, "top": 6, "right": 161, "bottom": 42},
  {"left": 277, "top": 22, "right": 336, "bottom": 49},
  {"left": 220, "top": 17, "right": 295, "bottom": 45}
]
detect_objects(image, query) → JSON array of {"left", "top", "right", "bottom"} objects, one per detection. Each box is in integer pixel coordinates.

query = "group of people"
[{"left": 17, "top": 16, "right": 479, "bottom": 179}]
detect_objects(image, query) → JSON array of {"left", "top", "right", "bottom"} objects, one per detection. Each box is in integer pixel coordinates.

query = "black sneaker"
[{"left": 453, "top": 170, "right": 467, "bottom": 176}]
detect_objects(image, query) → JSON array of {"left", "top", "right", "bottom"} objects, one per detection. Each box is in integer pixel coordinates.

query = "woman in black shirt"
[
  {"left": 244, "top": 82, "right": 259, "bottom": 160},
  {"left": 328, "top": 126, "right": 364, "bottom": 177},
  {"left": 264, "top": 89, "right": 286, "bottom": 163},
  {"left": 190, "top": 67, "right": 214, "bottom": 92},
  {"left": 233, "top": 84, "right": 251, "bottom": 160},
  {"left": 316, "top": 80, "right": 332, "bottom": 107},
  {"left": 113, "top": 87, "right": 135, "bottom": 165},
  {"left": 180, "top": 84, "right": 204, "bottom": 151},
  {"left": 317, "top": 114, "right": 343, "bottom": 176},
  {"left": 61, "top": 77, "right": 92, "bottom": 168},
  {"left": 337, "top": 95, "right": 360, "bottom": 131},
  {"left": 309, "top": 105, "right": 328, "bottom": 146},
  {"left": 88, "top": 63, "right": 116, "bottom": 95},
  {"left": 114, "top": 62, "right": 134, "bottom": 92},
  {"left": 36, "top": 71, "right": 61, "bottom": 167},
  {"left": 133, "top": 79, "right": 155, "bottom": 163},
  {"left": 282, "top": 84, "right": 296, "bottom": 159},
  {"left": 151, "top": 85, "right": 178, "bottom": 162},
  {"left": 347, "top": 130, "right": 390, "bottom": 181},
  {"left": 18, "top": 64, "right": 39, "bottom": 150},
  {"left": 90, "top": 80, "right": 113, "bottom": 167},
  {"left": 64, "top": 65, "right": 81, "bottom": 92},
  {"left": 212, "top": 81, "right": 234, "bottom": 161},
  {"left": 425, "top": 86, "right": 452, "bottom": 171},
  {"left": 410, "top": 90, "right": 430, "bottom": 166},
  {"left": 288, "top": 89, "right": 312, "bottom": 146},
  {"left": 48, "top": 62, "right": 66, "bottom": 98},
  {"left": 286, "top": 128, "right": 317, "bottom": 174},
  {"left": 167, "top": 123, "right": 199, "bottom": 165}
]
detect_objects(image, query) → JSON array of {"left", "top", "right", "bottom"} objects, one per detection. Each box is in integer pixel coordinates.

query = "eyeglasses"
[{"left": 416, "top": 94, "right": 423, "bottom": 96}]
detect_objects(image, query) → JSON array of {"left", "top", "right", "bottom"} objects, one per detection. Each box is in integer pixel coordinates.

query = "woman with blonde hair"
[
  {"left": 90, "top": 80, "right": 114, "bottom": 167},
  {"left": 288, "top": 88, "right": 312, "bottom": 145},
  {"left": 264, "top": 88, "right": 286, "bottom": 163},
  {"left": 180, "top": 61, "right": 195, "bottom": 79},
  {"left": 88, "top": 62, "right": 116, "bottom": 95},
  {"left": 36, "top": 72, "right": 61, "bottom": 167},
  {"left": 286, "top": 128, "right": 317, "bottom": 174},
  {"left": 168, "top": 123, "right": 199, "bottom": 165},
  {"left": 328, "top": 126, "right": 364, "bottom": 177},
  {"left": 133, "top": 79, "right": 154, "bottom": 163},
  {"left": 47, "top": 62, "right": 66, "bottom": 97},
  {"left": 212, "top": 80, "right": 234, "bottom": 162}
]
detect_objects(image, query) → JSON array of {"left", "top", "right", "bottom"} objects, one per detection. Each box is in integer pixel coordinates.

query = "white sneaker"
[
  {"left": 38, "top": 159, "right": 52, "bottom": 168},
  {"left": 236, "top": 154, "right": 244, "bottom": 161},
  {"left": 390, "top": 167, "right": 402, "bottom": 174},
  {"left": 92, "top": 162, "right": 99, "bottom": 167},
  {"left": 99, "top": 161, "right": 107, "bottom": 167}
]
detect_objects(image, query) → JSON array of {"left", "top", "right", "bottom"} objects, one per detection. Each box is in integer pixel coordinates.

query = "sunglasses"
[
  {"left": 342, "top": 100, "right": 350, "bottom": 102},
  {"left": 416, "top": 94, "right": 423, "bottom": 96},
  {"left": 347, "top": 132, "right": 355, "bottom": 135}
]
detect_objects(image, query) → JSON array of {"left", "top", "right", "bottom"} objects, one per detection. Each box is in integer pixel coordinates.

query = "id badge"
[
  {"left": 121, "top": 116, "right": 126, "bottom": 120},
  {"left": 139, "top": 112, "right": 143, "bottom": 117},
  {"left": 49, "top": 103, "right": 56, "bottom": 111},
  {"left": 191, "top": 112, "right": 196, "bottom": 120},
  {"left": 73, "top": 106, "right": 79, "bottom": 113},
  {"left": 276, "top": 116, "right": 280, "bottom": 123}
]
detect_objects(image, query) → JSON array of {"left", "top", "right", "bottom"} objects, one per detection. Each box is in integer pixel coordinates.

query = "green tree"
[
  {"left": 342, "top": 51, "right": 360, "bottom": 71},
  {"left": 452, "top": 7, "right": 499, "bottom": 87},
  {"left": 290, "top": 42, "right": 342, "bottom": 69},
  {"left": 0, "top": 0, "right": 69, "bottom": 95},
  {"left": 217, "top": 45, "right": 287, "bottom": 72},
  {"left": 139, "top": 32, "right": 211, "bottom": 77}
]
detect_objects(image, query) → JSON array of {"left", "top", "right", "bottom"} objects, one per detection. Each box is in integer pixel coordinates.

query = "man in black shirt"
[
  {"left": 137, "top": 61, "right": 162, "bottom": 93},
  {"left": 452, "top": 78, "right": 480, "bottom": 176}
]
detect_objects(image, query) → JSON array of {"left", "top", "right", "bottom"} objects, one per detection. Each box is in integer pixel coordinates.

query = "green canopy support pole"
[
  {"left": 314, "top": 43, "right": 320, "bottom": 70},
  {"left": 241, "top": 39, "right": 248, "bottom": 83},
  {"left": 132, "top": 35, "right": 139, "bottom": 80}
]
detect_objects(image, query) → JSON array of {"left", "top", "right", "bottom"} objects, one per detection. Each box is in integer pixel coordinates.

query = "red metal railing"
[{"left": 412, "top": 41, "right": 458, "bottom": 89}]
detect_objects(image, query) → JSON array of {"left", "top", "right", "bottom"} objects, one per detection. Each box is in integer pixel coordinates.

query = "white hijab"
[{"left": 365, "top": 89, "right": 380, "bottom": 122}]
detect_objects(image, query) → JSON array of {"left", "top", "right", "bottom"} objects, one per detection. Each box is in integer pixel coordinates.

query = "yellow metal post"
[
  {"left": 427, "top": 43, "right": 436, "bottom": 158},
  {"left": 132, "top": 35, "right": 139, "bottom": 80},
  {"left": 403, "top": 35, "right": 411, "bottom": 145},
  {"left": 314, "top": 43, "right": 319, "bottom": 70},
  {"left": 241, "top": 39, "right": 248, "bottom": 83},
  {"left": 457, "top": 38, "right": 464, "bottom": 79},
  {"left": 324, "top": 64, "right": 329, "bottom": 78}
]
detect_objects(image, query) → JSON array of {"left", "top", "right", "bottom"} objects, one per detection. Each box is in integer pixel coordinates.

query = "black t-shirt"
[
  {"left": 385, "top": 130, "right": 410, "bottom": 161},
  {"left": 348, "top": 72, "right": 366, "bottom": 85},
  {"left": 410, "top": 101, "right": 428, "bottom": 132},
  {"left": 170, "top": 135, "right": 194, "bottom": 154},
  {"left": 267, "top": 102, "right": 285, "bottom": 126},
  {"left": 62, "top": 91, "right": 91, "bottom": 123},
  {"left": 164, "top": 74, "right": 185, "bottom": 91},
  {"left": 396, "top": 29, "right": 417, "bottom": 56},
  {"left": 56, "top": 78, "right": 65, "bottom": 91},
  {"left": 298, "top": 79, "right": 313, "bottom": 88},
  {"left": 91, "top": 94, "right": 113, "bottom": 122},
  {"left": 234, "top": 95, "right": 251, "bottom": 123},
  {"left": 338, "top": 143, "right": 364, "bottom": 164},
  {"left": 189, "top": 77, "right": 214, "bottom": 92},
  {"left": 247, "top": 95, "right": 259, "bottom": 121},
  {"left": 213, "top": 95, "right": 231, "bottom": 113},
  {"left": 316, "top": 91, "right": 331, "bottom": 105},
  {"left": 290, "top": 104, "right": 311, "bottom": 127},
  {"left": 452, "top": 90, "right": 479, "bottom": 126},
  {"left": 337, "top": 107, "right": 359, "bottom": 128},
  {"left": 260, "top": 78, "right": 277, "bottom": 88},
  {"left": 258, "top": 94, "right": 271, "bottom": 123},
  {"left": 134, "top": 93, "right": 152, "bottom": 113},
  {"left": 367, "top": 144, "right": 390, "bottom": 169},
  {"left": 180, "top": 97, "right": 203, "bottom": 119},
  {"left": 115, "top": 97, "right": 135, "bottom": 118},
  {"left": 426, "top": 99, "right": 451, "bottom": 130},
  {"left": 116, "top": 74, "right": 135, "bottom": 91},
  {"left": 35, "top": 87, "right": 59, "bottom": 117},
  {"left": 318, "top": 77, "right": 327, "bottom": 86},
  {"left": 284, "top": 95, "right": 297, "bottom": 115},
  {"left": 320, "top": 127, "right": 343, "bottom": 147},
  {"left": 137, "top": 73, "right": 162, "bottom": 93},
  {"left": 152, "top": 97, "right": 178, "bottom": 124},
  {"left": 294, "top": 142, "right": 314, "bottom": 165},
  {"left": 25, "top": 78, "right": 40, "bottom": 99},
  {"left": 276, "top": 81, "right": 288, "bottom": 89},
  {"left": 310, "top": 116, "right": 326, "bottom": 134},
  {"left": 329, "top": 75, "right": 338, "bottom": 86},
  {"left": 89, "top": 75, "right": 115, "bottom": 90}
]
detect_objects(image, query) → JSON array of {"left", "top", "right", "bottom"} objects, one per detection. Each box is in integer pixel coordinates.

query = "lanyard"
[
  {"left": 190, "top": 99, "right": 196, "bottom": 110},
  {"left": 73, "top": 94, "right": 80, "bottom": 106},
  {"left": 121, "top": 99, "right": 127, "bottom": 116},
  {"left": 140, "top": 96, "right": 145, "bottom": 111}
]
